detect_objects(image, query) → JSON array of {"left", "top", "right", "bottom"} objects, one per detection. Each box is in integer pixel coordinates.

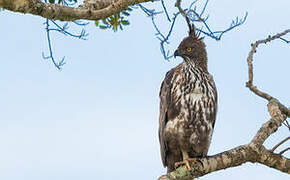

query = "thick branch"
[
  {"left": 251, "top": 99, "right": 287, "bottom": 145},
  {"left": 159, "top": 145, "right": 255, "bottom": 180},
  {"left": 82, "top": 0, "right": 117, "bottom": 10},
  {"left": 257, "top": 146, "right": 290, "bottom": 173},
  {"left": 0, "top": 0, "right": 153, "bottom": 21}
]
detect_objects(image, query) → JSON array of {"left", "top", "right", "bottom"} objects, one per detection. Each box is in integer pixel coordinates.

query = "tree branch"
[
  {"left": 271, "top": 137, "right": 289, "bottom": 153},
  {"left": 0, "top": 0, "right": 153, "bottom": 21},
  {"left": 158, "top": 30, "right": 290, "bottom": 180},
  {"left": 246, "top": 29, "right": 290, "bottom": 102},
  {"left": 245, "top": 29, "right": 290, "bottom": 119}
]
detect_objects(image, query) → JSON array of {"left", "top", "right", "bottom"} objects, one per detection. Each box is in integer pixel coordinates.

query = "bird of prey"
[{"left": 158, "top": 26, "right": 218, "bottom": 173}]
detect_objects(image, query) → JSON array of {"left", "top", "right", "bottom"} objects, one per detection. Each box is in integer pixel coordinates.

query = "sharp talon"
[
  {"left": 185, "top": 160, "right": 191, "bottom": 170},
  {"left": 174, "top": 158, "right": 198, "bottom": 171}
]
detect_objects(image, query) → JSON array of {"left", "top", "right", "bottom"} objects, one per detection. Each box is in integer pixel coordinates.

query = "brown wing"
[
  {"left": 158, "top": 69, "right": 175, "bottom": 167},
  {"left": 206, "top": 73, "right": 218, "bottom": 128}
]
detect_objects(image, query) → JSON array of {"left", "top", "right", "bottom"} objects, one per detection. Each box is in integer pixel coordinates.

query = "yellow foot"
[{"left": 174, "top": 158, "right": 198, "bottom": 171}]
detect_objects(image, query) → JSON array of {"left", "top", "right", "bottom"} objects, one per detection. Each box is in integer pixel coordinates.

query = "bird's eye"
[{"left": 186, "top": 47, "right": 192, "bottom": 52}]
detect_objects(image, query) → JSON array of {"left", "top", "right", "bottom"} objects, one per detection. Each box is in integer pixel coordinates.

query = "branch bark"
[
  {"left": 0, "top": 0, "right": 153, "bottom": 21},
  {"left": 158, "top": 30, "right": 290, "bottom": 180}
]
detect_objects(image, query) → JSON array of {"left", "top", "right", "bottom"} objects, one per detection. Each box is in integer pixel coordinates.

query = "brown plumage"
[{"left": 159, "top": 30, "right": 218, "bottom": 172}]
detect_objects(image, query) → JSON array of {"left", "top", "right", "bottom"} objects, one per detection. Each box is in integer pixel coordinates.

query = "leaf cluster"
[{"left": 95, "top": 7, "right": 132, "bottom": 32}]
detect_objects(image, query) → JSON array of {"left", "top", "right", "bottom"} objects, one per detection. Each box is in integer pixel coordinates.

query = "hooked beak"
[{"left": 174, "top": 50, "right": 180, "bottom": 58}]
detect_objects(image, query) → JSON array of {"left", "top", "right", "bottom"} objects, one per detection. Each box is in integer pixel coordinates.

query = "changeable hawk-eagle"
[{"left": 159, "top": 28, "right": 218, "bottom": 172}]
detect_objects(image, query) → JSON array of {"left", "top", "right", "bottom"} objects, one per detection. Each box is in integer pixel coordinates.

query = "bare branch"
[
  {"left": 279, "top": 37, "right": 290, "bottom": 43},
  {"left": 280, "top": 148, "right": 290, "bottom": 155},
  {"left": 160, "top": 0, "right": 170, "bottom": 22},
  {"left": 246, "top": 29, "right": 290, "bottom": 118},
  {"left": 174, "top": 0, "right": 248, "bottom": 40},
  {"left": 42, "top": 17, "right": 88, "bottom": 69},
  {"left": 40, "top": 0, "right": 88, "bottom": 69},
  {"left": 175, "top": 0, "right": 195, "bottom": 35},
  {"left": 282, "top": 120, "right": 290, "bottom": 131},
  {"left": 139, "top": 0, "right": 247, "bottom": 62},
  {"left": 271, "top": 137, "right": 290, "bottom": 153},
  {"left": 187, "top": 0, "right": 247, "bottom": 41},
  {"left": 0, "top": 0, "right": 153, "bottom": 21},
  {"left": 246, "top": 29, "right": 290, "bottom": 101},
  {"left": 42, "top": 19, "right": 66, "bottom": 70},
  {"left": 138, "top": 4, "right": 180, "bottom": 60}
]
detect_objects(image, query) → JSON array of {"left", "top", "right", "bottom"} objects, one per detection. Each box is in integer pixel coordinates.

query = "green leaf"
[
  {"left": 108, "top": 18, "right": 114, "bottom": 25},
  {"left": 102, "top": 19, "right": 109, "bottom": 25},
  {"left": 121, "top": 20, "right": 130, "bottom": 25},
  {"left": 95, "top": 9, "right": 132, "bottom": 32},
  {"left": 122, "top": 11, "right": 130, "bottom": 16},
  {"left": 95, "top": 20, "right": 99, "bottom": 26},
  {"left": 99, "top": 25, "right": 108, "bottom": 29},
  {"left": 49, "top": 0, "right": 55, "bottom": 3}
]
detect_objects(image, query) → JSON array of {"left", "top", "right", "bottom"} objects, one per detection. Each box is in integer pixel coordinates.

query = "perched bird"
[{"left": 158, "top": 27, "right": 218, "bottom": 173}]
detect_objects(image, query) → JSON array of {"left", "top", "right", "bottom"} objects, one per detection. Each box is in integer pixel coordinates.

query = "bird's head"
[{"left": 174, "top": 29, "right": 208, "bottom": 71}]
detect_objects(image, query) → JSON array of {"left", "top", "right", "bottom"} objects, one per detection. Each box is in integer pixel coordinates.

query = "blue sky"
[{"left": 0, "top": 0, "right": 289, "bottom": 179}]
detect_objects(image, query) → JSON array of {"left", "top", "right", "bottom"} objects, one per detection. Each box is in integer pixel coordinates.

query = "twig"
[
  {"left": 42, "top": 0, "right": 88, "bottom": 69},
  {"left": 175, "top": 0, "right": 194, "bottom": 34},
  {"left": 42, "top": 19, "right": 66, "bottom": 70},
  {"left": 159, "top": 13, "right": 179, "bottom": 59},
  {"left": 49, "top": 20, "right": 88, "bottom": 39},
  {"left": 279, "top": 147, "right": 290, "bottom": 155},
  {"left": 199, "top": 0, "right": 209, "bottom": 17},
  {"left": 139, "top": 4, "right": 180, "bottom": 60},
  {"left": 271, "top": 136, "right": 290, "bottom": 152},
  {"left": 279, "top": 37, "right": 290, "bottom": 43},
  {"left": 161, "top": 0, "right": 171, "bottom": 22},
  {"left": 187, "top": 3, "right": 248, "bottom": 40},
  {"left": 282, "top": 120, "right": 290, "bottom": 131},
  {"left": 140, "top": 0, "right": 247, "bottom": 61},
  {"left": 175, "top": 0, "right": 247, "bottom": 40}
]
